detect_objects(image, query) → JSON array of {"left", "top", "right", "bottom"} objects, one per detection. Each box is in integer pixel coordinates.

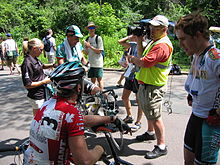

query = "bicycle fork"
[{"left": 104, "top": 132, "right": 133, "bottom": 165}]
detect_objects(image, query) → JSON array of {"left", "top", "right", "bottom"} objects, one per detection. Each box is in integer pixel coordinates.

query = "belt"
[{"left": 140, "top": 83, "right": 163, "bottom": 89}]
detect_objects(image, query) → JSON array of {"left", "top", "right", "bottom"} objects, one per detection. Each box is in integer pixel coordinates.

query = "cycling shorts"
[
  {"left": 124, "top": 78, "right": 139, "bottom": 93},
  {"left": 184, "top": 113, "right": 220, "bottom": 164}
]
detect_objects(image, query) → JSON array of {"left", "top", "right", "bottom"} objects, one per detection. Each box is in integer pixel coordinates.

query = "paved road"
[{"left": 0, "top": 68, "right": 218, "bottom": 165}]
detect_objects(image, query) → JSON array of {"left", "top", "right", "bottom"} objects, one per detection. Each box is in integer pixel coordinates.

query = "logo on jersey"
[
  {"left": 65, "top": 113, "right": 74, "bottom": 123},
  {"left": 209, "top": 48, "right": 220, "bottom": 60}
]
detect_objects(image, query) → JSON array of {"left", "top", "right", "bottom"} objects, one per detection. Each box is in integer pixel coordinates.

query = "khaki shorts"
[
  {"left": 137, "top": 84, "right": 166, "bottom": 120},
  {"left": 28, "top": 98, "right": 45, "bottom": 109}
]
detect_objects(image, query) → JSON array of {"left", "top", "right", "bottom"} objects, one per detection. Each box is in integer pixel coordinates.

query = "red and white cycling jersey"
[{"left": 24, "top": 96, "right": 84, "bottom": 165}]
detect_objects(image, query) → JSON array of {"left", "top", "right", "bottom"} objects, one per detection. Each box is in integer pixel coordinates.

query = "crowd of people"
[{"left": 1, "top": 12, "right": 219, "bottom": 165}]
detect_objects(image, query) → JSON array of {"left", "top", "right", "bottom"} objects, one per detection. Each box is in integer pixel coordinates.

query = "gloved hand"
[
  {"left": 114, "top": 117, "right": 132, "bottom": 135},
  {"left": 206, "top": 109, "right": 220, "bottom": 127}
]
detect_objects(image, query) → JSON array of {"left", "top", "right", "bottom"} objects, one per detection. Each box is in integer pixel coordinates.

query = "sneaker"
[
  {"left": 136, "top": 132, "right": 156, "bottom": 141},
  {"left": 144, "top": 145, "right": 168, "bottom": 159},
  {"left": 130, "top": 122, "right": 141, "bottom": 132},
  {"left": 123, "top": 116, "right": 133, "bottom": 123}
]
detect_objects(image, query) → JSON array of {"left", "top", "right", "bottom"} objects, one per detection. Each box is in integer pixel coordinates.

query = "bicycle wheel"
[{"left": 108, "top": 129, "right": 124, "bottom": 151}]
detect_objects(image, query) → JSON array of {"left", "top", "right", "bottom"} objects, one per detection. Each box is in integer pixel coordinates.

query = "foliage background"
[{"left": 0, "top": 0, "right": 219, "bottom": 69}]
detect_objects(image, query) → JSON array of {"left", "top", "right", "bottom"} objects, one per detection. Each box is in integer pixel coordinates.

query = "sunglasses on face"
[
  {"left": 67, "top": 33, "right": 75, "bottom": 37},
  {"left": 88, "top": 26, "right": 96, "bottom": 30}
]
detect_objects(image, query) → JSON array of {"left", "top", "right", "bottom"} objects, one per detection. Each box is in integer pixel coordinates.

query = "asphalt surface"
[{"left": 0, "top": 67, "right": 219, "bottom": 165}]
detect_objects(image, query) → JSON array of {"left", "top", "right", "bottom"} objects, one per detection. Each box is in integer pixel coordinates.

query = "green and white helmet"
[{"left": 50, "top": 62, "right": 85, "bottom": 91}]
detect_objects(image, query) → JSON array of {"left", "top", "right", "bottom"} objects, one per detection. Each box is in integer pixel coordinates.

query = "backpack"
[
  {"left": 86, "top": 35, "right": 105, "bottom": 59},
  {"left": 43, "top": 36, "right": 51, "bottom": 52}
]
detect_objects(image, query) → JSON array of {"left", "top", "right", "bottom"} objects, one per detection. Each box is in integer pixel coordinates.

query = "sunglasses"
[
  {"left": 88, "top": 26, "right": 96, "bottom": 30},
  {"left": 67, "top": 33, "right": 75, "bottom": 37}
]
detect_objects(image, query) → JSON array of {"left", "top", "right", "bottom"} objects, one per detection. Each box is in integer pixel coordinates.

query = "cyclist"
[{"left": 24, "top": 61, "right": 129, "bottom": 165}]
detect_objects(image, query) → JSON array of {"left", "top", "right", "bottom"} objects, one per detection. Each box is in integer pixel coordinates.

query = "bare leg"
[
  {"left": 153, "top": 118, "right": 165, "bottom": 145},
  {"left": 117, "top": 73, "right": 124, "bottom": 85},
  {"left": 135, "top": 93, "right": 142, "bottom": 123},
  {"left": 184, "top": 148, "right": 195, "bottom": 165},
  {"left": 97, "top": 77, "right": 104, "bottom": 91},
  {"left": 147, "top": 119, "right": 155, "bottom": 132},
  {"left": 9, "top": 65, "right": 13, "bottom": 74},
  {"left": 91, "top": 77, "right": 96, "bottom": 84},
  {"left": 122, "top": 88, "right": 132, "bottom": 117},
  {"left": 13, "top": 63, "right": 20, "bottom": 74}
]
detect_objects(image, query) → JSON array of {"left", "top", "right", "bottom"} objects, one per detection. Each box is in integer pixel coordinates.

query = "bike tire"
[{"left": 109, "top": 131, "right": 124, "bottom": 151}]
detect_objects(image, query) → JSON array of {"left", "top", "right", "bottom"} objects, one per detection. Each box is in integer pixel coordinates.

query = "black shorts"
[
  {"left": 184, "top": 113, "right": 220, "bottom": 164},
  {"left": 123, "top": 78, "right": 139, "bottom": 93}
]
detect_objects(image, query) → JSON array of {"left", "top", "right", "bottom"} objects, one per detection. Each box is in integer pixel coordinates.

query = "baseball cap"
[
  {"left": 65, "top": 25, "right": 83, "bottom": 38},
  {"left": 149, "top": 15, "right": 169, "bottom": 27},
  {"left": 6, "top": 33, "right": 12, "bottom": 37}
]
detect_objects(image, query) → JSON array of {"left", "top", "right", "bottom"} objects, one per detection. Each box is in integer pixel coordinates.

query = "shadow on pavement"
[
  {"left": 86, "top": 134, "right": 147, "bottom": 157},
  {"left": 0, "top": 75, "right": 32, "bottom": 131}
]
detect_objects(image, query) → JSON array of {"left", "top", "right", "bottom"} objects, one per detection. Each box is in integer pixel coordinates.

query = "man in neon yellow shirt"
[{"left": 127, "top": 15, "right": 173, "bottom": 159}]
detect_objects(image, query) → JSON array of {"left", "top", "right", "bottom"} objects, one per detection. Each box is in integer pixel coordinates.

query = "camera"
[{"left": 127, "top": 19, "right": 150, "bottom": 37}]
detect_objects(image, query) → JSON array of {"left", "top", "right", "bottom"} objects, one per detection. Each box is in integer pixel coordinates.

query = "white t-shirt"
[
  {"left": 86, "top": 35, "right": 104, "bottom": 68},
  {"left": 4, "top": 39, "right": 17, "bottom": 51},
  {"left": 185, "top": 46, "right": 220, "bottom": 118}
]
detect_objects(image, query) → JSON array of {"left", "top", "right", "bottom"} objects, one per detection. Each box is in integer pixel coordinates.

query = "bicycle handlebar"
[{"left": 0, "top": 145, "right": 20, "bottom": 152}]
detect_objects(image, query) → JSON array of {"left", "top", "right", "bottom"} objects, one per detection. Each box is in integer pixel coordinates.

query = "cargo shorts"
[{"left": 137, "top": 84, "right": 166, "bottom": 120}]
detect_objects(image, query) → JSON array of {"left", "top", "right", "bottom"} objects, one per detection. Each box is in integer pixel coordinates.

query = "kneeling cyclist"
[{"left": 24, "top": 61, "right": 129, "bottom": 165}]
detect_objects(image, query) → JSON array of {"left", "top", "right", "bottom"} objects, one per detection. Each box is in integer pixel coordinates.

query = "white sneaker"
[{"left": 130, "top": 123, "right": 141, "bottom": 132}]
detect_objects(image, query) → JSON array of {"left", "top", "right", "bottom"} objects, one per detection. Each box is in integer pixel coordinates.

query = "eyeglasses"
[
  {"left": 67, "top": 33, "right": 75, "bottom": 37},
  {"left": 88, "top": 26, "right": 96, "bottom": 30},
  {"left": 38, "top": 47, "right": 44, "bottom": 51}
]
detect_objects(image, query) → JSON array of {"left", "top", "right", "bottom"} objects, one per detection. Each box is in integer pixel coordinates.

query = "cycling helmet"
[{"left": 50, "top": 62, "right": 85, "bottom": 91}]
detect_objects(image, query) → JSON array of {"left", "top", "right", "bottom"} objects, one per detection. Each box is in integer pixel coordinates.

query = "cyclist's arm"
[
  {"left": 84, "top": 79, "right": 101, "bottom": 95},
  {"left": 69, "top": 135, "right": 104, "bottom": 165},
  {"left": 84, "top": 115, "right": 115, "bottom": 127}
]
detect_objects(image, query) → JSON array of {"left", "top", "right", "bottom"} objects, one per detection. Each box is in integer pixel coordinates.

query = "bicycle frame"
[{"left": 103, "top": 132, "right": 133, "bottom": 165}]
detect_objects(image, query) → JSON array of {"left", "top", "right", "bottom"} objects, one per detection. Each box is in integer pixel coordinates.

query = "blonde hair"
[{"left": 28, "top": 38, "right": 43, "bottom": 51}]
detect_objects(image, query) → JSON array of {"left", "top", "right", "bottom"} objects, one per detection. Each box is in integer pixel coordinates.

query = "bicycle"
[
  {"left": 0, "top": 124, "right": 133, "bottom": 165},
  {"left": 78, "top": 89, "right": 125, "bottom": 151}
]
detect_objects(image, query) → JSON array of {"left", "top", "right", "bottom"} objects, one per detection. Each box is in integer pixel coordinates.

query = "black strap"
[
  {"left": 200, "top": 45, "right": 213, "bottom": 56},
  {"left": 199, "top": 45, "right": 213, "bottom": 65},
  {"left": 86, "top": 35, "right": 99, "bottom": 45}
]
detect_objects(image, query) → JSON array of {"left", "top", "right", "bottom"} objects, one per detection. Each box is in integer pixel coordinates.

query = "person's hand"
[
  {"left": 94, "top": 145, "right": 104, "bottom": 154},
  {"left": 206, "top": 109, "right": 220, "bottom": 127},
  {"left": 84, "top": 40, "right": 91, "bottom": 49},
  {"left": 114, "top": 117, "right": 132, "bottom": 135},
  {"left": 53, "top": 63, "right": 58, "bottom": 68},
  {"left": 43, "top": 77, "right": 51, "bottom": 84},
  {"left": 82, "top": 65, "right": 88, "bottom": 72},
  {"left": 127, "top": 55, "right": 133, "bottom": 63}
]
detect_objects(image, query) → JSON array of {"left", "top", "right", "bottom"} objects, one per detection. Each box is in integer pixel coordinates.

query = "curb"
[{"left": 104, "top": 68, "right": 189, "bottom": 75}]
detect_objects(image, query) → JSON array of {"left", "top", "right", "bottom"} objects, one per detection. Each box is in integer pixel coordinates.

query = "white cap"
[
  {"left": 149, "top": 15, "right": 169, "bottom": 27},
  {"left": 209, "top": 26, "right": 220, "bottom": 33}
]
